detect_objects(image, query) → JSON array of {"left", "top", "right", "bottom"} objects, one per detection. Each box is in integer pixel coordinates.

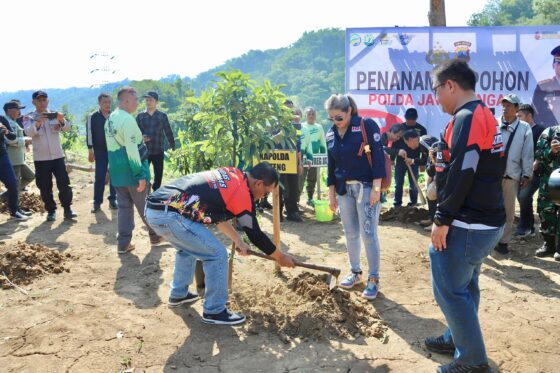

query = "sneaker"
[
  {"left": 494, "top": 243, "right": 509, "bottom": 255},
  {"left": 437, "top": 361, "right": 492, "bottom": 373},
  {"left": 150, "top": 235, "right": 164, "bottom": 245},
  {"left": 362, "top": 278, "right": 380, "bottom": 300},
  {"left": 64, "top": 209, "right": 77, "bottom": 220},
  {"left": 202, "top": 308, "right": 246, "bottom": 325},
  {"left": 424, "top": 335, "right": 455, "bottom": 355},
  {"left": 10, "top": 211, "right": 30, "bottom": 221},
  {"left": 109, "top": 200, "right": 118, "bottom": 210},
  {"left": 91, "top": 204, "right": 100, "bottom": 213},
  {"left": 338, "top": 272, "right": 363, "bottom": 289},
  {"left": 168, "top": 292, "right": 200, "bottom": 307},
  {"left": 18, "top": 209, "right": 32, "bottom": 216},
  {"left": 554, "top": 252, "right": 560, "bottom": 262},
  {"left": 307, "top": 199, "right": 315, "bottom": 207},
  {"left": 286, "top": 212, "right": 303, "bottom": 222},
  {"left": 515, "top": 228, "right": 535, "bottom": 239},
  {"left": 46, "top": 211, "right": 56, "bottom": 222},
  {"left": 117, "top": 244, "right": 135, "bottom": 255}
]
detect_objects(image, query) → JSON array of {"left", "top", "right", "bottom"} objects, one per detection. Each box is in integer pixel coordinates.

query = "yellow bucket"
[{"left": 314, "top": 200, "right": 334, "bottom": 222}]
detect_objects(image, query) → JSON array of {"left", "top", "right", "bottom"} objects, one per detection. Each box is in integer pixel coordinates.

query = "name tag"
[{"left": 351, "top": 126, "right": 361, "bottom": 132}]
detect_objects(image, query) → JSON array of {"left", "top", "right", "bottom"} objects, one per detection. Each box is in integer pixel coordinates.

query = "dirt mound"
[
  {"left": 231, "top": 272, "right": 386, "bottom": 341},
  {"left": 380, "top": 206, "right": 430, "bottom": 223},
  {"left": 0, "top": 242, "right": 72, "bottom": 289},
  {"left": 0, "top": 192, "right": 45, "bottom": 214}
]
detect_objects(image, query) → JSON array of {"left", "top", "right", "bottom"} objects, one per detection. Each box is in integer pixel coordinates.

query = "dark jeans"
[
  {"left": 516, "top": 175, "right": 540, "bottom": 232},
  {"left": 0, "top": 154, "right": 18, "bottom": 214},
  {"left": 428, "top": 199, "right": 437, "bottom": 220},
  {"left": 298, "top": 166, "right": 318, "bottom": 200},
  {"left": 430, "top": 224, "right": 504, "bottom": 366},
  {"left": 148, "top": 153, "right": 164, "bottom": 192},
  {"left": 394, "top": 161, "right": 418, "bottom": 206},
  {"left": 93, "top": 148, "right": 116, "bottom": 206},
  {"left": 34, "top": 157, "right": 73, "bottom": 213},
  {"left": 280, "top": 173, "right": 299, "bottom": 215}
]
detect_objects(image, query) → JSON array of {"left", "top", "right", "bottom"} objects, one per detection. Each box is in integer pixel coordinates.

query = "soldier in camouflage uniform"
[{"left": 535, "top": 125, "right": 560, "bottom": 260}]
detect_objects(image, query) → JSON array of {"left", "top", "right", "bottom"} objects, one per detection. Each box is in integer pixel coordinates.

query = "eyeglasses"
[
  {"left": 431, "top": 82, "right": 445, "bottom": 95},
  {"left": 328, "top": 115, "right": 345, "bottom": 122}
]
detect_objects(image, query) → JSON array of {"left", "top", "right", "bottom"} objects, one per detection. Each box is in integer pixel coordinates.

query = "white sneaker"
[{"left": 10, "top": 211, "right": 30, "bottom": 221}]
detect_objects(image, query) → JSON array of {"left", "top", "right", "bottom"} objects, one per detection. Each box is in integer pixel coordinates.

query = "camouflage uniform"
[{"left": 535, "top": 126, "right": 560, "bottom": 257}]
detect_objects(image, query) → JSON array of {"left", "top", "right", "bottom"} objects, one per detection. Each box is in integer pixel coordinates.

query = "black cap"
[
  {"left": 404, "top": 108, "right": 418, "bottom": 120},
  {"left": 552, "top": 45, "right": 560, "bottom": 63},
  {"left": 143, "top": 91, "right": 159, "bottom": 101},
  {"left": 32, "top": 90, "right": 48, "bottom": 99},
  {"left": 3, "top": 100, "right": 26, "bottom": 112}
]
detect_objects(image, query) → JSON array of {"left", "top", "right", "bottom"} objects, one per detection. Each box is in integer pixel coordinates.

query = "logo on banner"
[
  {"left": 454, "top": 41, "right": 472, "bottom": 62},
  {"left": 350, "top": 33, "right": 361, "bottom": 46},
  {"left": 426, "top": 42, "right": 450, "bottom": 65},
  {"left": 363, "top": 34, "right": 378, "bottom": 47},
  {"left": 395, "top": 33, "right": 415, "bottom": 46},
  {"left": 380, "top": 33, "right": 392, "bottom": 46}
]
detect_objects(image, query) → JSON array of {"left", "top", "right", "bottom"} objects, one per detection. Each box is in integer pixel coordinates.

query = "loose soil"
[
  {"left": 380, "top": 206, "right": 431, "bottom": 223},
  {"left": 0, "top": 173, "right": 558, "bottom": 372},
  {"left": 231, "top": 272, "right": 386, "bottom": 341},
  {"left": 0, "top": 192, "right": 45, "bottom": 214},
  {"left": 0, "top": 242, "right": 72, "bottom": 288}
]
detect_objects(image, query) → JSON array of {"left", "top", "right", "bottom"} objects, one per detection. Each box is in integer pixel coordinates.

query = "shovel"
[
  {"left": 242, "top": 248, "right": 341, "bottom": 290},
  {"left": 406, "top": 162, "right": 427, "bottom": 205}
]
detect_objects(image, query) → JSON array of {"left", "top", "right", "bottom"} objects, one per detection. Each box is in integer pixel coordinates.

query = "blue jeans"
[
  {"left": 394, "top": 161, "right": 418, "bottom": 206},
  {"left": 429, "top": 224, "right": 504, "bottom": 366},
  {"left": 93, "top": 148, "right": 116, "bottom": 206},
  {"left": 516, "top": 175, "right": 540, "bottom": 232},
  {"left": 145, "top": 208, "right": 228, "bottom": 315},
  {"left": 337, "top": 183, "right": 381, "bottom": 278},
  {"left": 0, "top": 154, "right": 18, "bottom": 214}
]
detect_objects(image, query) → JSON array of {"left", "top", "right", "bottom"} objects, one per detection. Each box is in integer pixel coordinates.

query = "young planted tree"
[{"left": 171, "top": 69, "right": 294, "bottom": 174}]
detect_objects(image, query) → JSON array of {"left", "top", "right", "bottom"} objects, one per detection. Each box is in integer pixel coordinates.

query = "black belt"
[
  {"left": 503, "top": 175, "right": 513, "bottom": 180},
  {"left": 146, "top": 201, "right": 178, "bottom": 213}
]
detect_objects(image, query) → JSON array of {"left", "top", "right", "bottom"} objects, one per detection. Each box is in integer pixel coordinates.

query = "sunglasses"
[{"left": 328, "top": 115, "right": 345, "bottom": 122}]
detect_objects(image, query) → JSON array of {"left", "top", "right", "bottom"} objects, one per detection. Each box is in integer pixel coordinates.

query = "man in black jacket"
[{"left": 86, "top": 93, "right": 117, "bottom": 212}]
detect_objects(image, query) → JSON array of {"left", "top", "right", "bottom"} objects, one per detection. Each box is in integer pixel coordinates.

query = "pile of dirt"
[
  {"left": 0, "top": 242, "right": 72, "bottom": 289},
  {"left": 231, "top": 272, "right": 386, "bottom": 341},
  {"left": 380, "top": 206, "right": 430, "bottom": 223},
  {"left": 0, "top": 192, "right": 45, "bottom": 214}
]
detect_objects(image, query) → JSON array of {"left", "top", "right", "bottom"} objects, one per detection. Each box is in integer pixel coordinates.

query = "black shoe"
[
  {"left": 168, "top": 292, "right": 200, "bottom": 307},
  {"left": 493, "top": 243, "right": 509, "bottom": 255},
  {"left": 64, "top": 209, "right": 77, "bottom": 220},
  {"left": 260, "top": 200, "right": 273, "bottom": 209},
  {"left": 424, "top": 335, "right": 455, "bottom": 355},
  {"left": 91, "top": 204, "right": 100, "bottom": 213},
  {"left": 46, "top": 211, "right": 56, "bottom": 222},
  {"left": 18, "top": 209, "right": 32, "bottom": 216},
  {"left": 535, "top": 235, "right": 555, "bottom": 257},
  {"left": 109, "top": 200, "right": 118, "bottom": 209},
  {"left": 286, "top": 212, "right": 303, "bottom": 222},
  {"left": 437, "top": 361, "right": 492, "bottom": 373},
  {"left": 202, "top": 308, "right": 246, "bottom": 325}
]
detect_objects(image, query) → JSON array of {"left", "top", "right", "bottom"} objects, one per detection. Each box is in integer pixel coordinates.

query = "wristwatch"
[
  {"left": 433, "top": 216, "right": 445, "bottom": 227},
  {"left": 373, "top": 186, "right": 381, "bottom": 192}
]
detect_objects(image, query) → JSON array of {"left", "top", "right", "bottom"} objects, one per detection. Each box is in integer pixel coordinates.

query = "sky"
[{"left": 0, "top": 0, "right": 489, "bottom": 93}]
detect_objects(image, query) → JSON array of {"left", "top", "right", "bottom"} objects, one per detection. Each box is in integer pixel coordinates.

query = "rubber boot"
[{"left": 535, "top": 234, "right": 556, "bottom": 258}]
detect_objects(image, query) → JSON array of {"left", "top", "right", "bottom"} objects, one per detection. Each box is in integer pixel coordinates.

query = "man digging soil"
[{"left": 145, "top": 162, "right": 295, "bottom": 325}]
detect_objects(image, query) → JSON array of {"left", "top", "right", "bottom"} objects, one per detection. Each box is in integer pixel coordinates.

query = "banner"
[{"left": 346, "top": 26, "right": 560, "bottom": 135}]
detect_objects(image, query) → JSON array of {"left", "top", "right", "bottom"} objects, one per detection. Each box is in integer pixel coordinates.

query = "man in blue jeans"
[
  {"left": 145, "top": 163, "right": 295, "bottom": 325},
  {"left": 427, "top": 60, "right": 506, "bottom": 373},
  {"left": 86, "top": 93, "right": 117, "bottom": 212}
]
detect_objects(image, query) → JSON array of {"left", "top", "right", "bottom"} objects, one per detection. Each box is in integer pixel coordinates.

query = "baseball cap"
[
  {"left": 32, "top": 90, "right": 48, "bottom": 99},
  {"left": 3, "top": 100, "right": 26, "bottom": 112},
  {"left": 552, "top": 45, "right": 560, "bottom": 63},
  {"left": 404, "top": 108, "right": 418, "bottom": 120},
  {"left": 143, "top": 91, "right": 159, "bottom": 101},
  {"left": 502, "top": 94, "right": 521, "bottom": 105}
]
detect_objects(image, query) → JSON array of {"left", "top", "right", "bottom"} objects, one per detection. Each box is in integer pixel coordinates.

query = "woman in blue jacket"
[{"left": 325, "top": 94, "right": 385, "bottom": 299}]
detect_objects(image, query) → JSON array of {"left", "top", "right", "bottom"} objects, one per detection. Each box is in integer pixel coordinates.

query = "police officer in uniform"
[
  {"left": 534, "top": 124, "right": 560, "bottom": 260},
  {"left": 532, "top": 45, "right": 560, "bottom": 127}
]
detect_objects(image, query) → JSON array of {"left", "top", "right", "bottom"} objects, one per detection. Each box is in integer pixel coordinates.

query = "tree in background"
[
  {"left": 468, "top": 0, "right": 560, "bottom": 26},
  {"left": 428, "top": 0, "right": 446, "bottom": 26},
  {"left": 170, "top": 70, "right": 294, "bottom": 174},
  {"left": 60, "top": 104, "right": 80, "bottom": 154}
]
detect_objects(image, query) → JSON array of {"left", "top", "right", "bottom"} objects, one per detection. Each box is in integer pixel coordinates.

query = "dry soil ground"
[{"left": 0, "top": 172, "right": 559, "bottom": 373}]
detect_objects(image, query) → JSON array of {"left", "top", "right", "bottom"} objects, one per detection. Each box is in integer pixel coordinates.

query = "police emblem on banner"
[{"left": 454, "top": 41, "right": 472, "bottom": 62}]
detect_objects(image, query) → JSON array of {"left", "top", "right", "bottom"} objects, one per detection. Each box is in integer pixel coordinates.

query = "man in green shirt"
[
  {"left": 105, "top": 87, "right": 161, "bottom": 253},
  {"left": 298, "top": 107, "right": 327, "bottom": 206}
]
